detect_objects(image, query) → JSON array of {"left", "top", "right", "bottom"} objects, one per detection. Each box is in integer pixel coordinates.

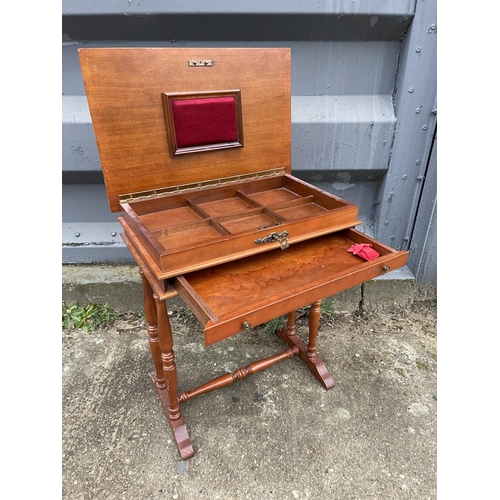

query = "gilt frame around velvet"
[{"left": 162, "top": 90, "right": 244, "bottom": 157}]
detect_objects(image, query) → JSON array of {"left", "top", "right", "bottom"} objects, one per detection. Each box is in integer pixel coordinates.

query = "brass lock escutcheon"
[{"left": 254, "top": 230, "right": 289, "bottom": 250}]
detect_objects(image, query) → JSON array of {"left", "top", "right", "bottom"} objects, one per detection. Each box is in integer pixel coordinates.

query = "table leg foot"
[
  {"left": 150, "top": 373, "right": 195, "bottom": 460},
  {"left": 275, "top": 329, "right": 335, "bottom": 390}
]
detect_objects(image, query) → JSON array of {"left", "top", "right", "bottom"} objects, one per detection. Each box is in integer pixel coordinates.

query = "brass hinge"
[
  {"left": 119, "top": 168, "right": 286, "bottom": 204},
  {"left": 188, "top": 59, "right": 213, "bottom": 67}
]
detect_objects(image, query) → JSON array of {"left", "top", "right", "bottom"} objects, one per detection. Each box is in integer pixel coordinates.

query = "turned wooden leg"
[
  {"left": 285, "top": 311, "right": 296, "bottom": 337},
  {"left": 307, "top": 300, "right": 321, "bottom": 357},
  {"left": 276, "top": 306, "right": 334, "bottom": 390},
  {"left": 140, "top": 270, "right": 166, "bottom": 390},
  {"left": 152, "top": 293, "right": 194, "bottom": 460},
  {"left": 155, "top": 296, "right": 181, "bottom": 420}
]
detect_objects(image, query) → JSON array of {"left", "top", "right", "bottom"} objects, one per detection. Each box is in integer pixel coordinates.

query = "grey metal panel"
[
  {"left": 291, "top": 42, "right": 400, "bottom": 96},
  {"left": 62, "top": 96, "right": 101, "bottom": 172},
  {"left": 407, "top": 133, "right": 437, "bottom": 283},
  {"left": 62, "top": 1, "right": 415, "bottom": 42},
  {"left": 292, "top": 95, "right": 396, "bottom": 171},
  {"left": 62, "top": 15, "right": 413, "bottom": 43},
  {"left": 63, "top": 222, "right": 124, "bottom": 245},
  {"left": 62, "top": 42, "right": 86, "bottom": 95},
  {"left": 62, "top": 185, "right": 118, "bottom": 223},
  {"left": 62, "top": 1, "right": 416, "bottom": 16},
  {"left": 373, "top": 0, "right": 437, "bottom": 251},
  {"left": 63, "top": 186, "right": 133, "bottom": 263},
  {"left": 63, "top": 40, "right": 400, "bottom": 96}
]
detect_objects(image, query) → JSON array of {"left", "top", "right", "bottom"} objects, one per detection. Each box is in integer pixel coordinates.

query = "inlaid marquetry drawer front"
[{"left": 173, "top": 229, "right": 408, "bottom": 345}]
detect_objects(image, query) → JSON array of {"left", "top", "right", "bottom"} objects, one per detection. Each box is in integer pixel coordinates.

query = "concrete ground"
[{"left": 62, "top": 266, "right": 437, "bottom": 500}]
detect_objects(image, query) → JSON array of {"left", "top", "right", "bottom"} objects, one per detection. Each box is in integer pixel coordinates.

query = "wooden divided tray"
[{"left": 120, "top": 172, "right": 359, "bottom": 278}]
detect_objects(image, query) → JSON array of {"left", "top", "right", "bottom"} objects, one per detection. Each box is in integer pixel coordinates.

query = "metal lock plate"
[{"left": 255, "top": 231, "right": 289, "bottom": 250}]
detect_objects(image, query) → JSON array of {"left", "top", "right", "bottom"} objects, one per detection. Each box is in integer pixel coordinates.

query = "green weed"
[
  {"left": 259, "top": 300, "right": 336, "bottom": 337},
  {"left": 174, "top": 307, "right": 197, "bottom": 324},
  {"left": 62, "top": 301, "right": 118, "bottom": 332},
  {"left": 321, "top": 298, "right": 336, "bottom": 316},
  {"left": 260, "top": 315, "right": 285, "bottom": 337}
]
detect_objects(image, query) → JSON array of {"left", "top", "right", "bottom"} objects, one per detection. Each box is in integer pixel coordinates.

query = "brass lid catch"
[{"left": 255, "top": 231, "right": 289, "bottom": 250}]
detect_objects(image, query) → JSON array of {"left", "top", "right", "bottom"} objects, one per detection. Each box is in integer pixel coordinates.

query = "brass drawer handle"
[
  {"left": 382, "top": 265, "right": 391, "bottom": 273},
  {"left": 255, "top": 231, "right": 289, "bottom": 250}
]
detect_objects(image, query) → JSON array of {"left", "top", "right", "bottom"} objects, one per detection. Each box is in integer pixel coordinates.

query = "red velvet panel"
[{"left": 171, "top": 97, "right": 238, "bottom": 148}]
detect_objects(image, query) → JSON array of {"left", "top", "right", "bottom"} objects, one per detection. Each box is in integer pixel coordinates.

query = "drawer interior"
[{"left": 173, "top": 228, "right": 408, "bottom": 345}]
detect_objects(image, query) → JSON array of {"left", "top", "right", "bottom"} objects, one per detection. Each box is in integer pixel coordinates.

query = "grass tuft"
[{"left": 62, "top": 301, "right": 118, "bottom": 332}]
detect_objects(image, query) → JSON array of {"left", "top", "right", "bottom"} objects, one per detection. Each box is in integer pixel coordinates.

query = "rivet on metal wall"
[
  {"left": 432, "top": 108, "right": 437, "bottom": 115},
  {"left": 415, "top": 107, "right": 421, "bottom": 114},
  {"left": 391, "top": 235, "right": 395, "bottom": 240},
  {"left": 415, "top": 160, "right": 421, "bottom": 165},
  {"left": 384, "top": 221, "right": 389, "bottom": 226},
  {"left": 75, "top": 232, "right": 80, "bottom": 237},
  {"left": 422, "top": 125, "right": 428, "bottom": 130},
  {"left": 402, "top": 175, "right": 407, "bottom": 180},
  {"left": 404, "top": 236, "right": 410, "bottom": 241},
  {"left": 417, "top": 176, "right": 424, "bottom": 181},
  {"left": 111, "top": 232, "right": 117, "bottom": 237},
  {"left": 408, "top": 87, "right": 414, "bottom": 93},
  {"left": 415, "top": 47, "right": 421, "bottom": 53}
]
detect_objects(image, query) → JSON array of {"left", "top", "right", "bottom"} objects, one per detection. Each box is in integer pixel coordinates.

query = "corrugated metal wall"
[{"left": 62, "top": 0, "right": 436, "bottom": 283}]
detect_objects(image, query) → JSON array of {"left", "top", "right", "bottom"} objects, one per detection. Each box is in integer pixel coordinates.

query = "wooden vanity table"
[{"left": 79, "top": 48, "right": 408, "bottom": 460}]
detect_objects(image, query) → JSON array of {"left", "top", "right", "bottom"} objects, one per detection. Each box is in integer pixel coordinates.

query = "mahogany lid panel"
[{"left": 78, "top": 48, "right": 291, "bottom": 212}]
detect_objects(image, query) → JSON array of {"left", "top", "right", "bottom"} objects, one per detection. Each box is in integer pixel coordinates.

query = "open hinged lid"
[{"left": 78, "top": 48, "right": 291, "bottom": 212}]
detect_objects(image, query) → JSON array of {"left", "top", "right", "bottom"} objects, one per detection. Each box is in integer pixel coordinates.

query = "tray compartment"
[
  {"left": 139, "top": 205, "right": 202, "bottom": 232},
  {"left": 156, "top": 220, "right": 224, "bottom": 251},
  {"left": 196, "top": 195, "right": 257, "bottom": 217},
  {"left": 217, "top": 210, "right": 282, "bottom": 233},
  {"left": 120, "top": 173, "right": 360, "bottom": 277},
  {"left": 245, "top": 187, "right": 301, "bottom": 206},
  {"left": 272, "top": 200, "right": 328, "bottom": 219}
]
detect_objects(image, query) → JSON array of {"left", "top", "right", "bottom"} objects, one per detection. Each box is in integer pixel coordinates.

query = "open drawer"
[
  {"left": 173, "top": 228, "right": 408, "bottom": 345},
  {"left": 121, "top": 173, "right": 359, "bottom": 278}
]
